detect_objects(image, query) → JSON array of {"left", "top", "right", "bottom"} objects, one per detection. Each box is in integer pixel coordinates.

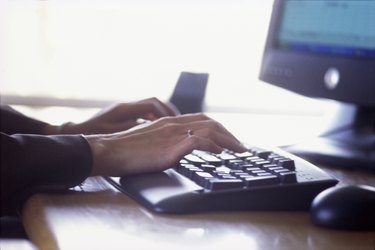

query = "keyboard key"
[
  {"left": 203, "top": 158, "right": 222, "bottom": 166},
  {"left": 250, "top": 147, "right": 272, "bottom": 158},
  {"left": 184, "top": 154, "right": 206, "bottom": 165},
  {"left": 270, "top": 157, "right": 286, "bottom": 164},
  {"left": 236, "top": 174, "right": 254, "bottom": 179},
  {"left": 179, "top": 159, "right": 189, "bottom": 164},
  {"left": 230, "top": 169, "right": 246, "bottom": 174},
  {"left": 250, "top": 169, "right": 267, "bottom": 174},
  {"left": 200, "top": 164, "right": 217, "bottom": 172},
  {"left": 249, "top": 147, "right": 264, "bottom": 154},
  {"left": 245, "top": 167, "right": 262, "bottom": 172},
  {"left": 232, "top": 163, "right": 254, "bottom": 171},
  {"left": 272, "top": 168, "right": 290, "bottom": 174},
  {"left": 262, "top": 164, "right": 278, "bottom": 170},
  {"left": 193, "top": 171, "right": 215, "bottom": 186},
  {"left": 254, "top": 161, "right": 271, "bottom": 167},
  {"left": 267, "top": 154, "right": 281, "bottom": 161},
  {"left": 255, "top": 150, "right": 272, "bottom": 159},
  {"left": 217, "top": 151, "right": 237, "bottom": 162},
  {"left": 245, "top": 157, "right": 264, "bottom": 164},
  {"left": 234, "top": 151, "right": 253, "bottom": 159},
  {"left": 278, "top": 158, "right": 296, "bottom": 170},
  {"left": 185, "top": 167, "right": 203, "bottom": 179},
  {"left": 256, "top": 172, "right": 273, "bottom": 177},
  {"left": 176, "top": 164, "right": 196, "bottom": 176},
  {"left": 227, "top": 159, "right": 244, "bottom": 168},
  {"left": 193, "top": 171, "right": 214, "bottom": 179},
  {"left": 195, "top": 153, "right": 222, "bottom": 166},
  {"left": 220, "top": 175, "right": 237, "bottom": 180},
  {"left": 215, "top": 166, "right": 232, "bottom": 174},
  {"left": 268, "top": 166, "right": 283, "bottom": 171}
]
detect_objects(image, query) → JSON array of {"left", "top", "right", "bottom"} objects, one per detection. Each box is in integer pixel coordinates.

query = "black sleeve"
[
  {"left": 1, "top": 133, "right": 93, "bottom": 215},
  {"left": 0, "top": 105, "right": 49, "bottom": 135}
]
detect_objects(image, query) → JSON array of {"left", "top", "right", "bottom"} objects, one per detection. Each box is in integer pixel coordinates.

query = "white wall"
[{"left": 0, "top": 0, "right": 330, "bottom": 114}]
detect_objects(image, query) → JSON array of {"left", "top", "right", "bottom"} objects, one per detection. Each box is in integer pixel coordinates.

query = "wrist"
[
  {"left": 57, "top": 122, "right": 75, "bottom": 134},
  {"left": 85, "top": 135, "right": 107, "bottom": 176},
  {"left": 43, "top": 122, "right": 77, "bottom": 135},
  {"left": 42, "top": 124, "right": 60, "bottom": 135}
]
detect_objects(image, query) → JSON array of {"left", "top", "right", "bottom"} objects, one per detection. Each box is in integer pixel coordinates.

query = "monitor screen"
[
  {"left": 277, "top": 1, "right": 375, "bottom": 59},
  {"left": 260, "top": 0, "right": 375, "bottom": 107},
  {"left": 259, "top": 0, "right": 375, "bottom": 170}
]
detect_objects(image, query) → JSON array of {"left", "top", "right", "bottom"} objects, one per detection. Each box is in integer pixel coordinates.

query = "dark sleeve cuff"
[
  {"left": 0, "top": 105, "right": 49, "bottom": 135},
  {"left": 1, "top": 133, "right": 93, "bottom": 215}
]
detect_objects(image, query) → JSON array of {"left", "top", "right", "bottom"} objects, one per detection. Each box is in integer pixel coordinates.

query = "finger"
[
  {"left": 148, "top": 97, "right": 179, "bottom": 116},
  {"left": 118, "top": 114, "right": 245, "bottom": 153},
  {"left": 166, "top": 101, "right": 181, "bottom": 115},
  {"left": 106, "top": 100, "right": 170, "bottom": 122},
  {"left": 171, "top": 135, "right": 224, "bottom": 163},
  {"left": 187, "top": 127, "right": 246, "bottom": 152},
  {"left": 168, "top": 118, "right": 246, "bottom": 152},
  {"left": 139, "top": 97, "right": 178, "bottom": 117},
  {"left": 113, "top": 120, "right": 140, "bottom": 132},
  {"left": 156, "top": 123, "right": 245, "bottom": 157},
  {"left": 116, "top": 102, "right": 168, "bottom": 120},
  {"left": 121, "top": 113, "right": 211, "bottom": 135},
  {"left": 154, "top": 113, "right": 212, "bottom": 127},
  {"left": 171, "top": 119, "right": 243, "bottom": 145}
]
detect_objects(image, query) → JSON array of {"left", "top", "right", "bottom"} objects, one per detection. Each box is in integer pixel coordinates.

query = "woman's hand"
[
  {"left": 86, "top": 113, "right": 247, "bottom": 177},
  {"left": 46, "top": 97, "right": 178, "bottom": 135}
]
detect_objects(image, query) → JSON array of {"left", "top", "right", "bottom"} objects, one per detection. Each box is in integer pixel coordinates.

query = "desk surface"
[{"left": 21, "top": 113, "right": 375, "bottom": 250}]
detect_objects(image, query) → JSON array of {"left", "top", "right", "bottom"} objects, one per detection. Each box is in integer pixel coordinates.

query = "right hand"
[{"left": 86, "top": 113, "right": 246, "bottom": 177}]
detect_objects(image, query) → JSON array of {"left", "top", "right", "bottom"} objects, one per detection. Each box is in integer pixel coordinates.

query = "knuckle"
[
  {"left": 111, "top": 102, "right": 128, "bottom": 112},
  {"left": 187, "top": 135, "right": 200, "bottom": 147},
  {"left": 113, "top": 102, "right": 126, "bottom": 109},
  {"left": 200, "top": 127, "right": 213, "bottom": 137},
  {"left": 196, "top": 113, "right": 209, "bottom": 120},
  {"left": 161, "top": 123, "right": 179, "bottom": 135},
  {"left": 207, "top": 120, "right": 221, "bottom": 130},
  {"left": 159, "top": 116, "right": 173, "bottom": 124},
  {"left": 148, "top": 97, "right": 159, "bottom": 103},
  {"left": 208, "top": 128, "right": 217, "bottom": 138}
]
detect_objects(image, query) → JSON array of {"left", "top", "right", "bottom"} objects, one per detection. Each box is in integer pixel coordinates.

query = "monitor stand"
[{"left": 283, "top": 103, "right": 375, "bottom": 172}]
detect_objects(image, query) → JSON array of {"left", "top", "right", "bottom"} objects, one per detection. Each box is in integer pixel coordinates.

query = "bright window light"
[{"left": 0, "top": 0, "right": 330, "bottom": 114}]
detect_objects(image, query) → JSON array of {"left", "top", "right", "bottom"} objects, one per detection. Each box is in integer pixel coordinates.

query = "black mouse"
[{"left": 310, "top": 185, "right": 375, "bottom": 231}]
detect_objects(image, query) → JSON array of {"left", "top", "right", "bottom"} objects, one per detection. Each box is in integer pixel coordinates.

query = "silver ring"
[
  {"left": 187, "top": 129, "right": 193, "bottom": 137},
  {"left": 136, "top": 118, "right": 151, "bottom": 125}
]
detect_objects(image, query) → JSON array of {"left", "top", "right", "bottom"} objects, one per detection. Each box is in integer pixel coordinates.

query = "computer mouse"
[{"left": 310, "top": 185, "right": 375, "bottom": 231}]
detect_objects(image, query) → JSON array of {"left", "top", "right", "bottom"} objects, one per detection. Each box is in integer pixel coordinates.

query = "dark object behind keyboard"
[{"left": 105, "top": 146, "right": 338, "bottom": 213}]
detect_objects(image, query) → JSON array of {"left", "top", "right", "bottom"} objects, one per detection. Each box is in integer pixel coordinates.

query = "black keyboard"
[{"left": 105, "top": 146, "right": 338, "bottom": 213}]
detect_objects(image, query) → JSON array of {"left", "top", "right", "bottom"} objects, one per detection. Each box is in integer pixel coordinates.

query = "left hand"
[{"left": 49, "top": 97, "right": 179, "bottom": 135}]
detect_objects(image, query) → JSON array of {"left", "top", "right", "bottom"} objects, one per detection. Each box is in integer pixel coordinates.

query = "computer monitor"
[{"left": 259, "top": 0, "right": 375, "bottom": 171}]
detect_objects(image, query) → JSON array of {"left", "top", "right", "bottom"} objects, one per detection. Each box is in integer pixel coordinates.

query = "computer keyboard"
[{"left": 105, "top": 146, "right": 338, "bottom": 213}]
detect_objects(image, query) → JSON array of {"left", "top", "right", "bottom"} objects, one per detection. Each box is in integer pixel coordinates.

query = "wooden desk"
[
  {"left": 21, "top": 113, "right": 375, "bottom": 250},
  {"left": 22, "top": 172, "right": 375, "bottom": 250}
]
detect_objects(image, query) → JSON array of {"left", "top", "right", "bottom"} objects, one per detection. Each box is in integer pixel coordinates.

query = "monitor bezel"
[{"left": 259, "top": 0, "right": 375, "bottom": 107}]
